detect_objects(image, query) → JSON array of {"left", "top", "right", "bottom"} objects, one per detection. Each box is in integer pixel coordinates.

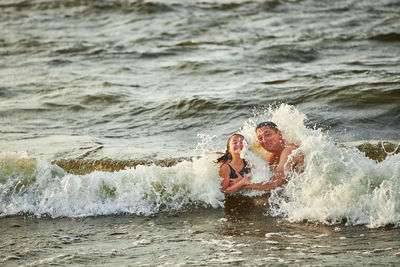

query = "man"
[{"left": 243, "top": 121, "right": 303, "bottom": 191}]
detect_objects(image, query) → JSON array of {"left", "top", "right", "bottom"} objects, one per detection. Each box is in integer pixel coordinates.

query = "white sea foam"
[
  {"left": 0, "top": 152, "right": 224, "bottom": 217},
  {"left": 248, "top": 104, "right": 400, "bottom": 228},
  {"left": 1, "top": 104, "right": 400, "bottom": 228}
]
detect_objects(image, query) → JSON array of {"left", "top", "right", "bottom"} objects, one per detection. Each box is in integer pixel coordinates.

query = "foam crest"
[
  {"left": 0, "top": 152, "right": 224, "bottom": 217},
  {"left": 252, "top": 105, "right": 400, "bottom": 228}
]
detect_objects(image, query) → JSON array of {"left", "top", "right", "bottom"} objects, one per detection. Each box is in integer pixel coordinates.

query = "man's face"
[{"left": 256, "top": 126, "right": 281, "bottom": 152}]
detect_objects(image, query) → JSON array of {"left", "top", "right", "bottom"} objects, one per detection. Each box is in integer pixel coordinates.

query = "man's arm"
[
  {"left": 243, "top": 146, "right": 298, "bottom": 191},
  {"left": 224, "top": 176, "right": 251, "bottom": 194}
]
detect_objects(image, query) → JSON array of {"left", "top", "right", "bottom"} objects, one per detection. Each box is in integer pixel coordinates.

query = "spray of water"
[
  {"left": 239, "top": 104, "right": 400, "bottom": 228},
  {"left": 1, "top": 104, "right": 399, "bottom": 228}
]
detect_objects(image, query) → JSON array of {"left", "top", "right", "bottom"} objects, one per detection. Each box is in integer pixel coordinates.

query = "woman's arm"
[
  {"left": 223, "top": 176, "right": 251, "bottom": 194},
  {"left": 219, "top": 164, "right": 231, "bottom": 191}
]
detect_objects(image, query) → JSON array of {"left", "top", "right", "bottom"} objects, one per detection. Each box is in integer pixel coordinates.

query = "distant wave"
[
  {"left": 54, "top": 157, "right": 190, "bottom": 175},
  {"left": 256, "top": 45, "right": 319, "bottom": 63},
  {"left": 368, "top": 33, "right": 400, "bottom": 42},
  {"left": 0, "top": 0, "right": 286, "bottom": 13},
  {"left": 0, "top": 0, "right": 174, "bottom": 14},
  {"left": 314, "top": 85, "right": 400, "bottom": 105}
]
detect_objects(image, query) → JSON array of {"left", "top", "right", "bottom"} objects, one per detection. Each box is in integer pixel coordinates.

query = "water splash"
[
  {"left": 0, "top": 152, "right": 224, "bottom": 217},
  {"left": 245, "top": 104, "right": 400, "bottom": 228},
  {"left": 1, "top": 104, "right": 399, "bottom": 228}
]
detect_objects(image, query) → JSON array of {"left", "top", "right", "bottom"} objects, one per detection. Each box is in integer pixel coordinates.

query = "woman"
[{"left": 217, "top": 134, "right": 251, "bottom": 194}]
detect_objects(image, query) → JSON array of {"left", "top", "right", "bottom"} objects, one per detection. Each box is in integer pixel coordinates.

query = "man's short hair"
[{"left": 255, "top": 121, "right": 279, "bottom": 133}]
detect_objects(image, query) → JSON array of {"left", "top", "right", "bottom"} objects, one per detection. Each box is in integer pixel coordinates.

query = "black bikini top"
[{"left": 225, "top": 160, "right": 250, "bottom": 178}]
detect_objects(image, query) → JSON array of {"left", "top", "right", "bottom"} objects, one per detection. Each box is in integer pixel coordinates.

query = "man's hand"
[{"left": 224, "top": 176, "right": 251, "bottom": 194}]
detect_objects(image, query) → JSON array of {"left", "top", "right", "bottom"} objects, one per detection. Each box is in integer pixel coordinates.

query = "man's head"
[
  {"left": 255, "top": 121, "right": 283, "bottom": 152},
  {"left": 255, "top": 121, "right": 279, "bottom": 133}
]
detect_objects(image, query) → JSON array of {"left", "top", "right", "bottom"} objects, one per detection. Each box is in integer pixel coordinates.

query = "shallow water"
[{"left": 2, "top": 208, "right": 400, "bottom": 266}]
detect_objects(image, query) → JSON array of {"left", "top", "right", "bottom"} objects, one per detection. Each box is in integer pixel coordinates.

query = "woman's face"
[{"left": 228, "top": 135, "right": 244, "bottom": 154}]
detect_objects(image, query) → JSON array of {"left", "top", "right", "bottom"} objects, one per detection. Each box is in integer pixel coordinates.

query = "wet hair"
[
  {"left": 255, "top": 121, "right": 279, "bottom": 133},
  {"left": 216, "top": 134, "right": 244, "bottom": 163}
]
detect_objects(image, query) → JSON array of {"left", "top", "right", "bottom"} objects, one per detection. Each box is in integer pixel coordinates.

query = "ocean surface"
[{"left": 1, "top": 0, "right": 400, "bottom": 266}]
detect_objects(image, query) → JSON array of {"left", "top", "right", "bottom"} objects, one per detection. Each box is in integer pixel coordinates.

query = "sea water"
[
  {"left": 1, "top": 104, "right": 399, "bottom": 223},
  {"left": 2, "top": 105, "right": 400, "bottom": 265}
]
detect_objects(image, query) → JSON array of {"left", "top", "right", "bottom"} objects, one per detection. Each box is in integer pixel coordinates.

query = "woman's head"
[
  {"left": 227, "top": 134, "right": 244, "bottom": 154},
  {"left": 216, "top": 134, "right": 244, "bottom": 163}
]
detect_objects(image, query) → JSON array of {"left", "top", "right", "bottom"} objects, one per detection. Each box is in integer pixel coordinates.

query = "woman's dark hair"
[
  {"left": 216, "top": 134, "right": 244, "bottom": 163},
  {"left": 255, "top": 121, "right": 279, "bottom": 133}
]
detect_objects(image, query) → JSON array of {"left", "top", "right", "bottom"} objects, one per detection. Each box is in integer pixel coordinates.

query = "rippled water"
[
  {"left": 1, "top": 0, "right": 400, "bottom": 265},
  {"left": 1, "top": 0, "right": 399, "bottom": 159},
  {"left": 2, "top": 209, "right": 400, "bottom": 266}
]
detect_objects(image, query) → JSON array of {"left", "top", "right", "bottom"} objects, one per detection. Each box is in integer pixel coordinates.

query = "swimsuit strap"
[
  {"left": 242, "top": 160, "right": 247, "bottom": 169},
  {"left": 225, "top": 163, "right": 238, "bottom": 178},
  {"left": 239, "top": 160, "right": 250, "bottom": 176},
  {"left": 226, "top": 161, "right": 250, "bottom": 178}
]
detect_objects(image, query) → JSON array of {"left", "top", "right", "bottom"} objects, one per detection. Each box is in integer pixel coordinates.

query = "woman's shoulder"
[
  {"left": 219, "top": 161, "right": 228, "bottom": 167},
  {"left": 219, "top": 162, "right": 231, "bottom": 176},
  {"left": 219, "top": 161, "right": 232, "bottom": 169}
]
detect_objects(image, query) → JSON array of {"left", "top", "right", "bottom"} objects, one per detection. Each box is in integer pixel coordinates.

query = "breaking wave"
[{"left": 1, "top": 104, "right": 399, "bottom": 228}]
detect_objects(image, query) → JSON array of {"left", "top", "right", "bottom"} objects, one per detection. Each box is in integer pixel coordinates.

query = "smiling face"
[
  {"left": 256, "top": 126, "right": 282, "bottom": 152},
  {"left": 228, "top": 134, "right": 244, "bottom": 154}
]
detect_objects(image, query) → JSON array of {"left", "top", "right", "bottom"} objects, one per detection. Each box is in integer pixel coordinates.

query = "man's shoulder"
[
  {"left": 284, "top": 143, "right": 298, "bottom": 152},
  {"left": 282, "top": 143, "right": 303, "bottom": 162}
]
